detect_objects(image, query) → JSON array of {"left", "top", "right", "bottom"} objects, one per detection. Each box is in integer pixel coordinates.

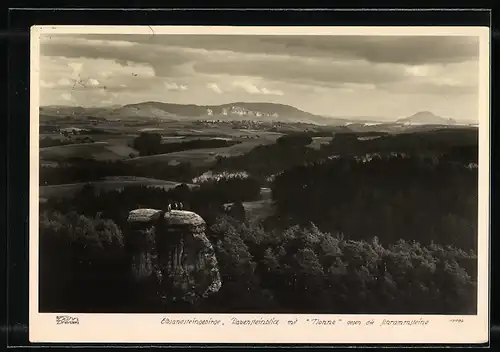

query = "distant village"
[
  {"left": 196, "top": 119, "right": 284, "bottom": 132},
  {"left": 197, "top": 106, "right": 285, "bottom": 131},
  {"left": 205, "top": 106, "right": 280, "bottom": 119}
]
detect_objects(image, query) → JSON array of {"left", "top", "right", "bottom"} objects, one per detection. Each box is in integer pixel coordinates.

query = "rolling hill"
[
  {"left": 107, "top": 101, "right": 348, "bottom": 125},
  {"left": 40, "top": 105, "right": 113, "bottom": 118},
  {"left": 39, "top": 102, "right": 346, "bottom": 126}
]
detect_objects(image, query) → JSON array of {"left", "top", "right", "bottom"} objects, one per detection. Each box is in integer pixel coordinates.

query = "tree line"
[
  {"left": 40, "top": 159, "right": 201, "bottom": 185},
  {"left": 40, "top": 136, "right": 95, "bottom": 148},
  {"left": 132, "top": 132, "right": 240, "bottom": 157}
]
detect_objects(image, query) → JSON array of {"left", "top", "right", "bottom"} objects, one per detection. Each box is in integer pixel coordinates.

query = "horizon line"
[{"left": 38, "top": 101, "right": 478, "bottom": 123}]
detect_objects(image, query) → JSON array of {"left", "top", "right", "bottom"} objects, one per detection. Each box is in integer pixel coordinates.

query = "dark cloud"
[
  {"left": 73, "top": 34, "right": 479, "bottom": 65},
  {"left": 194, "top": 57, "right": 407, "bottom": 85},
  {"left": 256, "top": 36, "right": 479, "bottom": 65},
  {"left": 40, "top": 34, "right": 479, "bottom": 88}
]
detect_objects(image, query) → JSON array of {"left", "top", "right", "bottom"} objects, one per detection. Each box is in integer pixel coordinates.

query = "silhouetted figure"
[
  {"left": 167, "top": 203, "right": 172, "bottom": 212},
  {"left": 178, "top": 202, "right": 184, "bottom": 210}
]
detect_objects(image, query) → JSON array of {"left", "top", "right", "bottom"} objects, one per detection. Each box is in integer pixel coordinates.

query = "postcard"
[{"left": 30, "top": 25, "right": 490, "bottom": 344}]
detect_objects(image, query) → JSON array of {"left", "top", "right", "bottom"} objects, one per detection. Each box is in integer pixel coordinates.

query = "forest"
[
  {"left": 270, "top": 155, "right": 478, "bottom": 250},
  {"left": 39, "top": 208, "right": 477, "bottom": 314}
]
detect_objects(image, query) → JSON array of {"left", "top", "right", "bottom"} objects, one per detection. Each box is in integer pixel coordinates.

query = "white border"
[{"left": 29, "top": 25, "right": 490, "bottom": 344}]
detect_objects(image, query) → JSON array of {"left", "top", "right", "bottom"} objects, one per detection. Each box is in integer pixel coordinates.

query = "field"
[
  {"left": 40, "top": 142, "right": 139, "bottom": 161},
  {"left": 125, "top": 136, "right": 281, "bottom": 167},
  {"left": 308, "top": 136, "right": 334, "bottom": 149},
  {"left": 242, "top": 199, "right": 275, "bottom": 221},
  {"left": 40, "top": 176, "right": 198, "bottom": 201}
]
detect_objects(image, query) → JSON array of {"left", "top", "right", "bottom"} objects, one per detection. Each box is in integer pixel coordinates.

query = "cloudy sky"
[{"left": 39, "top": 34, "right": 480, "bottom": 121}]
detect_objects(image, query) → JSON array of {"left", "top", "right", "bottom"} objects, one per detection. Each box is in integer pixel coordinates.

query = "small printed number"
[
  {"left": 56, "top": 316, "right": 80, "bottom": 325},
  {"left": 449, "top": 319, "right": 464, "bottom": 323}
]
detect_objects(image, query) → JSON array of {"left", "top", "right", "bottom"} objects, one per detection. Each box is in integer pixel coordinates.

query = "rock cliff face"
[{"left": 126, "top": 208, "right": 221, "bottom": 307}]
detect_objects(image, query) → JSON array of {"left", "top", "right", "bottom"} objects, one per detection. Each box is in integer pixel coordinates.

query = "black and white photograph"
[{"left": 30, "top": 25, "right": 489, "bottom": 344}]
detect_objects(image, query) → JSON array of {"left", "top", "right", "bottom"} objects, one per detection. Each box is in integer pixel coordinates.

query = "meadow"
[
  {"left": 40, "top": 142, "right": 139, "bottom": 162},
  {"left": 125, "top": 137, "right": 281, "bottom": 168}
]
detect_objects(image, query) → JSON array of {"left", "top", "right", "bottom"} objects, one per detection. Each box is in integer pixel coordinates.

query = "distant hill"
[
  {"left": 39, "top": 106, "right": 118, "bottom": 122},
  {"left": 40, "top": 105, "right": 111, "bottom": 117},
  {"left": 397, "top": 111, "right": 457, "bottom": 126},
  {"left": 40, "top": 101, "right": 347, "bottom": 126},
  {"left": 114, "top": 101, "right": 347, "bottom": 125}
]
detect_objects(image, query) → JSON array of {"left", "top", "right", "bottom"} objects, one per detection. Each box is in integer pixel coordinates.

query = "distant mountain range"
[
  {"left": 119, "top": 101, "right": 343, "bottom": 124},
  {"left": 40, "top": 102, "right": 468, "bottom": 127}
]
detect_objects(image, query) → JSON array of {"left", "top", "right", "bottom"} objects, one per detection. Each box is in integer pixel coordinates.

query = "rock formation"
[{"left": 126, "top": 207, "right": 222, "bottom": 307}]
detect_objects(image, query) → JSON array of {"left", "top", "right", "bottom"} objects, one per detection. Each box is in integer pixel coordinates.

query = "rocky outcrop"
[
  {"left": 126, "top": 207, "right": 221, "bottom": 307},
  {"left": 126, "top": 208, "right": 163, "bottom": 281}
]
